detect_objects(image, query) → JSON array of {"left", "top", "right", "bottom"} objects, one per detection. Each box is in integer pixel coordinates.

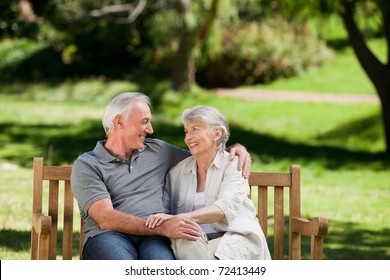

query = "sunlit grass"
[
  {"left": 248, "top": 38, "right": 386, "bottom": 95},
  {"left": 0, "top": 34, "right": 389, "bottom": 259}
]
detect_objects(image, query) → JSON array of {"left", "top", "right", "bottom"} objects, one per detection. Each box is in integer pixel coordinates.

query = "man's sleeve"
[
  {"left": 70, "top": 157, "right": 110, "bottom": 218},
  {"left": 159, "top": 139, "right": 190, "bottom": 168}
]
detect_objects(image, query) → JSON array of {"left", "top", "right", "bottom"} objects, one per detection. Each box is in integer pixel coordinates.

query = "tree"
[
  {"left": 338, "top": 0, "right": 390, "bottom": 154},
  {"left": 171, "top": 0, "right": 220, "bottom": 92},
  {"left": 27, "top": 0, "right": 221, "bottom": 92},
  {"left": 265, "top": 0, "right": 390, "bottom": 154}
]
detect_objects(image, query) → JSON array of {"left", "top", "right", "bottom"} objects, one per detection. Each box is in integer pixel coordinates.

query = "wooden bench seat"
[{"left": 30, "top": 157, "right": 328, "bottom": 260}]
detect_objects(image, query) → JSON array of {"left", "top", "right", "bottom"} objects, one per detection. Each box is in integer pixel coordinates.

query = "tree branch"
[
  {"left": 381, "top": 1, "right": 390, "bottom": 65},
  {"left": 128, "top": 0, "right": 147, "bottom": 22},
  {"left": 340, "top": 1, "right": 385, "bottom": 87},
  {"left": 195, "top": 0, "right": 220, "bottom": 41},
  {"left": 89, "top": 0, "right": 147, "bottom": 23},
  {"left": 89, "top": 4, "right": 135, "bottom": 17}
]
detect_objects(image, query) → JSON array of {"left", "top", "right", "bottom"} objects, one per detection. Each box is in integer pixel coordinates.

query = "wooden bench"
[{"left": 30, "top": 157, "right": 328, "bottom": 260}]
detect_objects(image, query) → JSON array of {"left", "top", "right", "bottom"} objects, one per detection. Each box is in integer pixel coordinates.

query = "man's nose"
[{"left": 147, "top": 123, "right": 154, "bottom": 134}]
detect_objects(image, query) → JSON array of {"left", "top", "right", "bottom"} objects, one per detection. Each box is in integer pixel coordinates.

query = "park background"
[{"left": 0, "top": 0, "right": 389, "bottom": 260}]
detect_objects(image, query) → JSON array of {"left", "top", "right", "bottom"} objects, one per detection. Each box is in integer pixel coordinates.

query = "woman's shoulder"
[
  {"left": 169, "top": 155, "right": 195, "bottom": 175},
  {"left": 218, "top": 150, "right": 239, "bottom": 166}
]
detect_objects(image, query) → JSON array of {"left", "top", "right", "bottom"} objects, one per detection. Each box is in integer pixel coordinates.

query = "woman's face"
[{"left": 184, "top": 120, "right": 218, "bottom": 157}]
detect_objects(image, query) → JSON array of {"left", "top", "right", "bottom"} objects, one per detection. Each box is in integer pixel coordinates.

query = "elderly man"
[{"left": 71, "top": 92, "right": 251, "bottom": 260}]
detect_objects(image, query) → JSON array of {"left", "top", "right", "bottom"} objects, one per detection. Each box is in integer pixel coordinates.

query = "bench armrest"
[
  {"left": 32, "top": 213, "right": 51, "bottom": 234},
  {"left": 31, "top": 213, "right": 51, "bottom": 260},
  {"left": 291, "top": 216, "right": 328, "bottom": 259},
  {"left": 292, "top": 217, "right": 328, "bottom": 237}
]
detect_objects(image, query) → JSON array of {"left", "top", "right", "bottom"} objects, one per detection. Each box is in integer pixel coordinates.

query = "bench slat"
[
  {"left": 249, "top": 172, "right": 291, "bottom": 187},
  {"left": 274, "top": 186, "right": 284, "bottom": 260},
  {"left": 257, "top": 186, "right": 268, "bottom": 238},
  {"left": 63, "top": 180, "right": 74, "bottom": 260},
  {"left": 48, "top": 180, "right": 59, "bottom": 260},
  {"left": 43, "top": 166, "right": 72, "bottom": 181}
]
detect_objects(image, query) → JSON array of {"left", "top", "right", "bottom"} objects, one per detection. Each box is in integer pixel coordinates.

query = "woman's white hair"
[
  {"left": 102, "top": 92, "right": 151, "bottom": 136},
  {"left": 181, "top": 105, "right": 230, "bottom": 151}
]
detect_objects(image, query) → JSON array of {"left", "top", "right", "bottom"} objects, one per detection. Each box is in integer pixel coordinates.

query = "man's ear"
[{"left": 114, "top": 115, "right": 123, "bottom": 128}]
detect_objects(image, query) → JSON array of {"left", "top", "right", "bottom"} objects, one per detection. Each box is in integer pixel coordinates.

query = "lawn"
[
  {"left": 0, "top": 30, "right": 389, "bottom": 260},
  {"left": 0, "top": 84, "right": 389, "bottom": 259},
  {"left": 249, "top": 38, "right": 386, "bottom": 95}
]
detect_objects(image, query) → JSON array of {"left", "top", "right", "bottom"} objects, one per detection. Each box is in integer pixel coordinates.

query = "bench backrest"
[
  {"left": 249, "top": 165, "right": 300, "bottom": 260},
  {"left": 31, "top": 157, "right": 83, "bottom": 260},
  {"left": 31, "top": 157, "right": 327, "bottom": 260}
]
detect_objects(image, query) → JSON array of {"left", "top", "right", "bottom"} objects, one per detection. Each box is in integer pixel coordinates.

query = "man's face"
[{"left": 121, "top": 101, "right": 154, "bottom": 151}]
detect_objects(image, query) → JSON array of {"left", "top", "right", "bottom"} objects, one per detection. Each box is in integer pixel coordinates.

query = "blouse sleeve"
[{"left": 212, "top": 157, "right": 249, "bottom": 224}]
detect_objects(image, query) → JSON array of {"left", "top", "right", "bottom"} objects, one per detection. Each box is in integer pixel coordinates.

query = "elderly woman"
[{"left": 146, "top": 105, "right": 271, "bottom": 260}]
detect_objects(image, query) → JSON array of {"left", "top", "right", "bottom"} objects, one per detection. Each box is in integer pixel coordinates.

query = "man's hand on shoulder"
[{"left": 226, "top": 143, "right": 251, "bottom": 179}]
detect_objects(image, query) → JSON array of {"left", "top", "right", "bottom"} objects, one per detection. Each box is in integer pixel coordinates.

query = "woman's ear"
[{"left": 214, "top": 129, "right": 222, "bottom": 141}]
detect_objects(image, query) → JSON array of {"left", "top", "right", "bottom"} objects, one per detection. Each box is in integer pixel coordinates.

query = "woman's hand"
[{"left": 145, "top": 213, "right": 173, "bottom": 228}]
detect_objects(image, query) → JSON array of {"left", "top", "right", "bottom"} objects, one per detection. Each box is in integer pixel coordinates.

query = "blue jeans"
[{"left": 82, "top": 231, "right": 175, "bottom": 260}]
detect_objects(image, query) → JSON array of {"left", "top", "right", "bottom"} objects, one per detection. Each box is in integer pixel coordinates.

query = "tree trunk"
[
  {"left": 172, "top": 0, "right": 220, "bottom": 92},
  {"left": 379, "top": 90, "right": 390, "bottom": 155},
  {"left": 172, "top": 22, "right": 194, "bottom": 92},
  {"left": 340, "top": 1, "right": 390, "bottom": 155},
  {"left": 172, "top": 0, "right": 195, "bottom": 92}
]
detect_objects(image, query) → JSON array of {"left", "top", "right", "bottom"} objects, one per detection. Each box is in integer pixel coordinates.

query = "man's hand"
[
  {"left": 227, "top": 143, "right": 251, "bottom": 179},
  {"left": 158, "top": 215, "right": 202, "bottom": 240}
]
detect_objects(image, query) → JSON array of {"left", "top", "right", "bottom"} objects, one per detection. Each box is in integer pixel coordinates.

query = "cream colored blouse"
[{"left": 163, "top": 150, "right": 271, "bottom": 260}]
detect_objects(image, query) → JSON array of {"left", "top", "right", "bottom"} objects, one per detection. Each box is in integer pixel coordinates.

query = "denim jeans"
[{"left": 82, "top": 231, "right": 175, "bottom": 260}]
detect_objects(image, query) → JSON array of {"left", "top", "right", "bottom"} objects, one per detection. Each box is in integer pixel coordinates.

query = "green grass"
[
  {"left": 1, "top": 84, "right": 389, "bottom": 260},
  {"left": 0, "top": 34, "right": 389, "bottom": 259},
  {"left": 248, "top": 38, "right": 386, "bottom": 95},
  {"left": 0, "top": 168, "right": 32, "bottom": 260}
]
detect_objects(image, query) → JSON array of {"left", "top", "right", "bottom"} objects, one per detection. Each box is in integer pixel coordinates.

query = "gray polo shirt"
[{"left": 71, "top": 138, "right": 190, "bottom": 243}]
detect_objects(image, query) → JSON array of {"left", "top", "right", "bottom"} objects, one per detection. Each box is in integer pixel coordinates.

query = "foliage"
[
  {"left": 0, "top": 0, "right": 40, "bottom": 38},
  {"left": 197, "top": 17, "right": 333, "bottom": 87},
  {"left": 134, "top": 9, "right": 180, "bottom": 70},
  {"left": 0, "top": 1, "right": 336, "bottom": 87},
  {"left": 251, "top": 37, "right": 385, "bottom": 95},
  {"left": 0, "top": 38, "right": 46, "bottom": 70}
]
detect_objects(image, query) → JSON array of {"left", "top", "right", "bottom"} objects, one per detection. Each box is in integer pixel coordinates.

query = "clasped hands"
[
  {"left": 146, "top": 213, "right": 202, "bottom": 240},
  {"left": 146, "top": 213, "right": 173, "bottom": 228}
]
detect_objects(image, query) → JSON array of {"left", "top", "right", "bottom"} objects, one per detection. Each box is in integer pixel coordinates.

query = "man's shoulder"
[
  {"left": 144, "top": 138, "right": 169, "bottom": 146},
  {"left": 72, "top": 150, "right": 98, "bottom": 168},
  {"left": 144, "top": 138, "right": 183, "bottom": 153},
  {"left": 169, "top": 155, "right": 194, "bottom": 173},
  {"left": 145, "top": 138, "right": 190, "bottom": 167},
  {"left": 75, "top": 150, "right": 95, "bottom": 160}
]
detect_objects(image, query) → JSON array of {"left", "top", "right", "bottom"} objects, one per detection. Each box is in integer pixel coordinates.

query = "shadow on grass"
[
  {"left": 0, "top": 116, "right": 388, "bottom": 169},
  {"left": 0, "top": 120, "right": 106, "bottom": 167},
  {"left": 265, "top": 218, "right": 390, "bottom": 260},
  {"left": 323, "top": 220, "right": 390, "bottom": 260},
  {"left": 227, "top": 124, "right": 389, "bottom": 170},
  {"left": 1, "top": 220, "right": 389, "bottom": 260},
  {"left": 326, "top": 38, "right": 351, "bottom": 51},
  {"left": 0, "top": 229, "right": 82, "bottom": 259}
]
